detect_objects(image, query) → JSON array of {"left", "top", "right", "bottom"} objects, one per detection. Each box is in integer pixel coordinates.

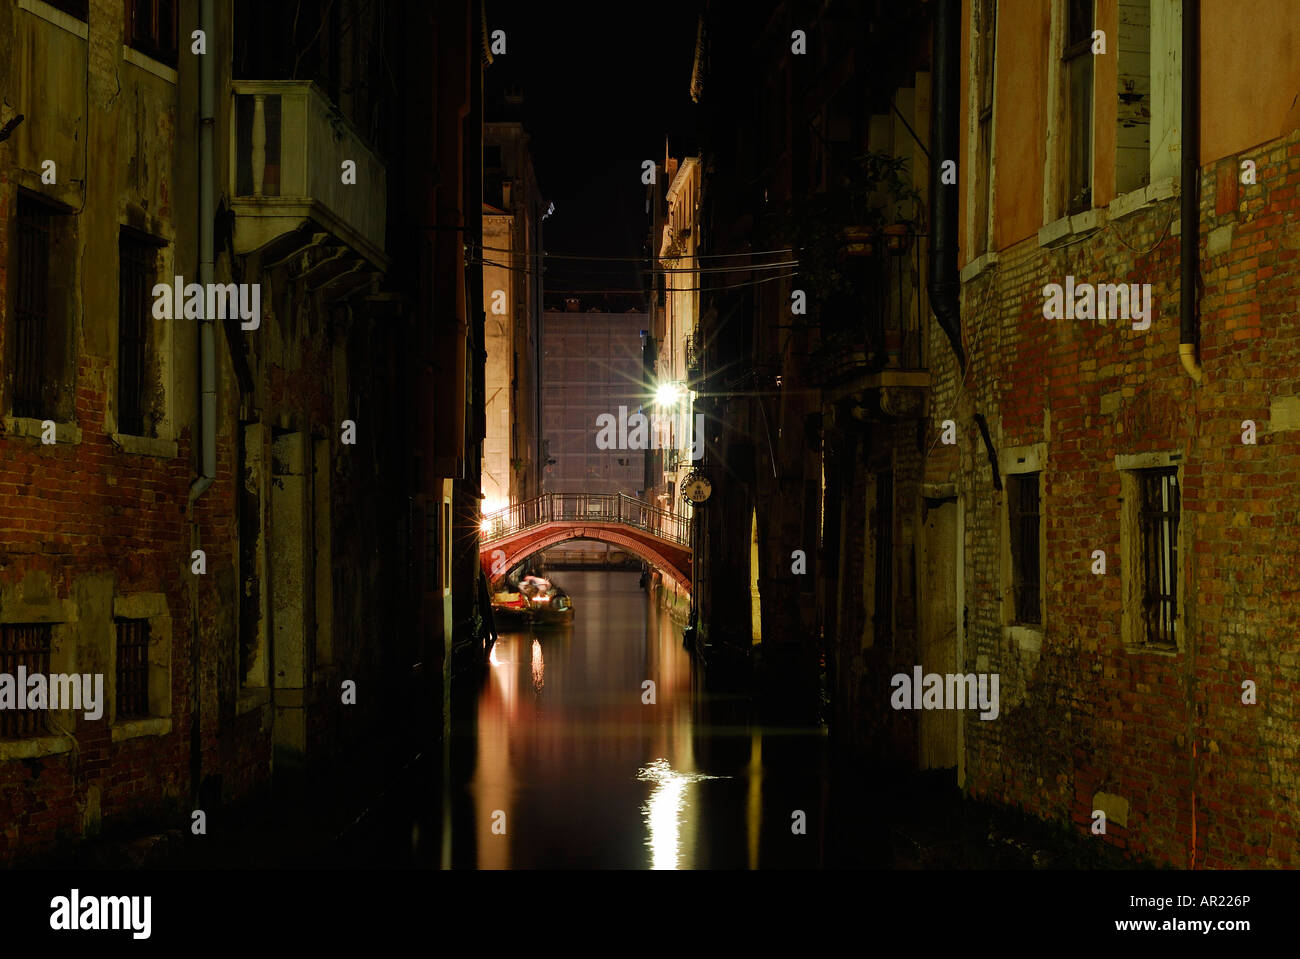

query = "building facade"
[
  {"left": 481, "top": 121, "right": 543, "bottom": 517},
  {"left": 0, "top": 0, "right": 486, "bottom": 862},
  {"left": 691, "top": 0, "right": 1300, "bottom": 868}
]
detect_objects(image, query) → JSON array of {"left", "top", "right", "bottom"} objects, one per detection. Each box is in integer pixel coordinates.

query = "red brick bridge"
[{"left": 479, "top": 493, "right": 692, "bottom": 591}]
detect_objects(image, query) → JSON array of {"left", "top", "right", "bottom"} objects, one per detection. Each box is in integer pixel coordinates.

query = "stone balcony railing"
[{"left": 230, "top": 81, "right": 387, "bottom": 269}]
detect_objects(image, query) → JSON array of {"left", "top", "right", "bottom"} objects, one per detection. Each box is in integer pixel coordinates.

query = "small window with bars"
[
  {"left": 0, "top": 624, "right": 52, "bottom": 739},
  {"left": 115, "top": 618, "right": 151, "bottom": 720},
  {"left": 1137, "top": 467, "right": 1179, "bottom": 647},
  {"left": 1008, "top": 472, "right": 1042, "bottom": 625}
]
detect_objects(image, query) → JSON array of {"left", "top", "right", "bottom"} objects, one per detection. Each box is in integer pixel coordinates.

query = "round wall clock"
[{"left": 682, "top": 471, "right": 713, "bottom": 504}]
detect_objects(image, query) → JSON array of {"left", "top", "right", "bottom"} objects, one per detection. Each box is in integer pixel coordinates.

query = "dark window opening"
[
  {"left": 13, "top": 195, "right": 52, "bottom": 419},
  {"left": 1063, "top": 0, "right": 1095, "bottom": 214},
  {"left": 0, "top": 624, "right": 52, "bottom": 739},
  {"left": 118, "top": 230, "right": 160, "bottom": 437},
  {"left": 46, "top": 0, "right": 89, "bottom": 20},
  {"left": 974, "top": 0, "right": 998, "bottom": 252},
  {"left": 126, "top": 0, "right": 178, "bottom": 67},
  {"left": 1138, "top": 467, "right": 1179, "bottom": 647},
  {"left": 1009, "top": 472, "right": 1042, "bottom": 625},
  {"left": 115, "top": 618, "right": 151, "bottom": 720}
]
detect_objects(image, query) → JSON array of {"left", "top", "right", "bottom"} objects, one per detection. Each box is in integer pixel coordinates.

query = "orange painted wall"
[
  {"left": 989, "top": 0, "right": 1050, "bottom": 255},
  {"left": 1202, "top": 0, "right": 1300, "bottom": 163}
]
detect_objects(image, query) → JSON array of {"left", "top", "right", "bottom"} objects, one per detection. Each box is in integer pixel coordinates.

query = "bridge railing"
[{"left": 481, "top": 493, "right": 691, "bottom": 548}]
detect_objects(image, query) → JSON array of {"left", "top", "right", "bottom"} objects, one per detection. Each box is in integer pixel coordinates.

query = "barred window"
[
  {"left": 0, "top": 624, "right": 52, "bottom": 739},
  {"left": 1138, "top": 468, "right": 1179, "bottom": 647},
  {"left": 116, "top": 618, "right": 151, "bottom": 720},
  {"left": 12, "top": 192, "right": 76, "bottom": 421}
]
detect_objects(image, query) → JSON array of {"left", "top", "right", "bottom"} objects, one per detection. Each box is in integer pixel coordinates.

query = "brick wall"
[{"left": 918, "top": 130, "right": 1300, "bottom": 868}]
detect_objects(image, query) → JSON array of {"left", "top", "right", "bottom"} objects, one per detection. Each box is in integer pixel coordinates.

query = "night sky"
[{"left": 485, "top": 1, "right": 701, "bottom": 296}]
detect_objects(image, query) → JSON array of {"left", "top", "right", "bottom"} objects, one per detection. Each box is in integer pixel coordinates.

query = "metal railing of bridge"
[{"left": 480, "top": 493, "right": 691, "bottom": 549}]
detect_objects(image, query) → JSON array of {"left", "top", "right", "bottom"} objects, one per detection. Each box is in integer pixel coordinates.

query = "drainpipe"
[
  {"left": 927, "top": 0, "right": 966, "bottom": 373},
  {"left": 189, "top": 0, "right": 216, "bottom": 807},
  {"left": 190, "top": 0, "right": 217, "bottom": 508},
  {"left": 1179, "top": 0, "right": 1203, "bottom": 383}
]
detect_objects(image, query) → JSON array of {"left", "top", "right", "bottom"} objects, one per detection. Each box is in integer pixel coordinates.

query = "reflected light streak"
[
  {"left": 531, "top": 638, "right": 544, "bottom": 692},
  {"left": 637, "top": 758, "right": 727, "bottom": 870}
]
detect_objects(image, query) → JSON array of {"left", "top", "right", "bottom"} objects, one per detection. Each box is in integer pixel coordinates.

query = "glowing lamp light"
[{"left": 655, "top": 381, "right": 684, "bottom": 407}]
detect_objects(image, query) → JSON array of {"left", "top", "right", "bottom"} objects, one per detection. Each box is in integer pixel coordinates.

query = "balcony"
[
  {"left": 230, "top": 81, "right": 387, "bottom": 272},
  {"left": 808, "top": 231, "right": 930, "bottom": 419}
]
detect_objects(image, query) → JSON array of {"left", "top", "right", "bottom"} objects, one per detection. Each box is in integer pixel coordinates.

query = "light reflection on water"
[{"left": 458, "top": 570, "right": 826, "bottom": 870}]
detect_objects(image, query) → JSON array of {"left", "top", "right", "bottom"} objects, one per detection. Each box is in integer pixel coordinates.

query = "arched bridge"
[{"left": 480, "top": 493, "right": 692, "bottom": 591}]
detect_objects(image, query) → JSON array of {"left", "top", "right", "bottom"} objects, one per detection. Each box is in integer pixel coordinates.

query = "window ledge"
[
  {"left": 1038, "top": 208, "right": 1105, "bottom": 248},
  {"left": 960, "top": 251, "right": 999, "bottom": 283},
  {"left": 1108, "top": 176, "right": 1180, "bottom": 222},
  {"left": 111, "top": 432, "right": 178, "bottom": 459},
  {"left": 1121, "top": 644, "right": 1180, "bottom": 658},
  {"left": 17, "top": 0, "right": 87, "bottom": 40},
  {"left": 0, "top": 734, "right": 75, "bottom": 761},
  {"left": 1004, "top": 625, "right": 1043, "bottom": 653},
  {"left": 123, "top": 46, "right": 178, "bottom": 84},
  {"left": 0, "top": 416, "right": 81, "bottom": 445},
  {"left": 237, "top": 687, "right": 272, "bottom": 716},
  {"left": 111, "top": 716, "right": 172, "bottom": 743}
]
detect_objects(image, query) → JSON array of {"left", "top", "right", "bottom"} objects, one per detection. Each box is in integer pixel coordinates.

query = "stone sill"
[
  {"left": 17, "top": 0, "right": 87, "bottom": 40},
  {"left": 1038, "top": 208, "right": 1104, "bottom": 249},
  {"left": 1108, "top": 175, "right": 1180, "bottom": 222},
  {"left": 0, "top": 416, "right": 81, "bottom": 445},
  {"left": 111, "top": 716, "right": 172, "bottom": 743},
  {"left": 111, "top": 432, "right": 178, "bottom": 459},
  {"left": 1121, "top": 644, "right": 1181, "bottom": 658},
  {"left": 123, "top": 45, "right": 178, "bottom": 84},
  {"left": 236, "top": 687, "right": 272, "bottom": 716},
  {"left": 0, "top": 733, "right": 74, "bottom": 761},
  {"left": 960, "top": 251, "right": 999, "bottom": 283},
  {"left": 1004, "top": 625, "right": 1043, "bottom": 653}
]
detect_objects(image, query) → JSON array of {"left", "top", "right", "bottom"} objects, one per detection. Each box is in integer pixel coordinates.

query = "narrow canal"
[{"left": 446, "top": 569, "right": 830, "bottom": 869}]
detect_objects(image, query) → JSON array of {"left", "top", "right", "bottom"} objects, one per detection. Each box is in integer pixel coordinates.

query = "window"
[
  {"left": 873, "top": 472, "right": 894, "bottom": 646},
  {"left": 1115, "top": 1, "right": 1152, "bottom": 195},
  {"left": 972, "top": 0, "right": 998, "bottom": 253},
  {"left": 0, "top": 625, "right": 52, "bottom": 739},
  {"left": 46, "top": 0, "right": 89, "bottom": 19},
  {"left": 1062, "top": 0, "right": 1094, "bottom": 214},
  {"left": 125, "top": 0, "right": 178, "bottom": 66},
  {"left": 1137, "top": 467, "right": 1179, "bottom": 647},
  {"left": 11, "top": 192, "right": 76, "bottom": 422},
  {"left": 1008, "top": 473, "right": 1042, "bottom": 625},
  {"left": 115, "top": 619, "right": 150, "bottom": 720},
  {"left": 118, "top": 229, "right": 162, "bottom": 437}
]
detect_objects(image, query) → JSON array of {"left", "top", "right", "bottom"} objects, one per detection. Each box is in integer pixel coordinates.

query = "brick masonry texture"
[{"left": 911, "top": 131, "right": 1300, "bottom": 868}]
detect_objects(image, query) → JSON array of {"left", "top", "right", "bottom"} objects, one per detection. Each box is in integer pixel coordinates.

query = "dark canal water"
[{"left": 442, "top": 570, "right": 830, "bottom": 869}]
